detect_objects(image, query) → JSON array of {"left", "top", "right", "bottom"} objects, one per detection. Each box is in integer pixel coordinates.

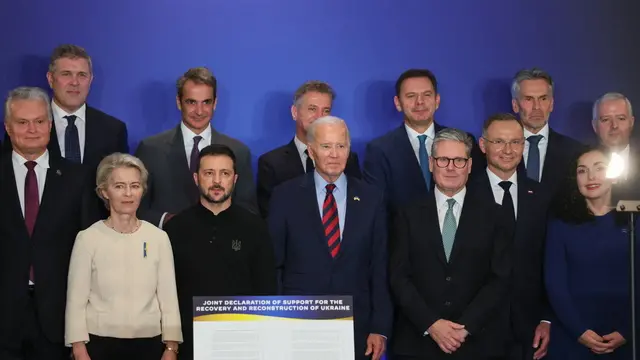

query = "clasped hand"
[
  {"left": 579, "top": 330, "right": 626, "bottom": 354},
  {"left": 428, "top": 319, "right": 468, "bottom": 354}
]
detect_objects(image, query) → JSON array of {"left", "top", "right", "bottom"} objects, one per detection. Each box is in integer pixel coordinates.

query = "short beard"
[{"left": 200, "top": 184, "right": 234, "bottom": 204}]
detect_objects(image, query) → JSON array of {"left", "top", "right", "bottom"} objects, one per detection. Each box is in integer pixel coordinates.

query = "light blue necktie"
[
  {"left": 417, "top": 135, "right": 431, "bottom": 191},
  {"left": 442, "top": 198, "right": 457, "bottom": 261},
  {"left": 526, "top": 135, "right": 542, "bottom": 182}
]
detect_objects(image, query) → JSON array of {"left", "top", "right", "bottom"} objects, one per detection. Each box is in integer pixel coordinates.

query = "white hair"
[
  {"left": 4, "top": 86, "right": 52, "bottom": 122},
  {"left": 592, "top": 92, "right": 633, "bottom": 121},
  {"left": 306, "top": 115, "right": 351, "bottom": 145}
]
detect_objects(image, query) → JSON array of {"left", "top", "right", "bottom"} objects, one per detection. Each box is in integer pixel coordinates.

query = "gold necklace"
[{"left": 105, "top": 217, "right": 141, "bottom": 234}]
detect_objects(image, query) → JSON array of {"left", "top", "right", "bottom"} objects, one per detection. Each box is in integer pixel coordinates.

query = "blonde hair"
[{"left": 95, "top": 153, "right": 149, "bottom": 207}]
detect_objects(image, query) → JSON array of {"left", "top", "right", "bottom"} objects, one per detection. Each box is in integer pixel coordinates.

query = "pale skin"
[
  {"left": 394, "top": 76, "right": 441, "bottom": 134},
  {"left": 592, "top": 98, "right": 635, "bottom": 152},
  {"left": 307, "top": 121, "right": 386, "bottom": 360},
  {"left": 575, "top": 150, "right": 626, "bottom": 355},
  {"left": 46, "top": 57, "right": 93, "bottom": 114},
  {"left": 512, "top": 79, "right": 554, "bottom": 134},
  {"left": 72, "top": 167, "right": 179, "bottom": 360},
  {"left": 291, "top": 91, "right": 332, "bottom": 144}
]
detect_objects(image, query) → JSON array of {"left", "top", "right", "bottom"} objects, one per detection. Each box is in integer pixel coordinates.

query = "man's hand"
[
  {"left": 579, "top": 330, "right": 610, "bottom": 354},
  {"left": 364, "top": 334, "right": 386, "bottom": 360},
  {"left": 532, "top": 322, "right": 550, "bottom": 359},
  {"left": 602, "top": 331, "right": 626, "bottom": 352},
  {"left": 427, "top": 319, "right": 466, "bottom": 354}
]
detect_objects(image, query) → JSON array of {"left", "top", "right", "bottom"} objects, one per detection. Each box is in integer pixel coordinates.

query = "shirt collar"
[
  {"left": 293, "top": 136, "right": 308, "bottom": 158},
  {"left": 181, "top": 121, "right": 212, "bottom": 145},
  {"left": 314, "top": 171, "right": 347, "bottom": 195},
  {"left": 524, "top": 123, "right": 549, "bottom": 139},
  {"left": 486, "top": 167, "right": 518, "bottom": 189},
  {"left": 51, "top": 100, "right": 86, "bottom": 122},
  {"left": 404, "top": 121, "right": 435, "bottom": 139},
  {"left": 12, "top": 150, "right": 50, "bottom": 169},
  {"left": 434, "top": 185, "right": 466, "bottom": 209}
]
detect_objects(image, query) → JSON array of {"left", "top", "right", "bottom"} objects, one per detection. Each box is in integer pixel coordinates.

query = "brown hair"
[
  {"left": 176, "top": 67, "right": 217, "bottom": 100},
  {"left": 49, "top": 44, "right": 92, "bottom": 73},
  {"left": 293, "top": 80, "right": 335, "bottom": 106}
]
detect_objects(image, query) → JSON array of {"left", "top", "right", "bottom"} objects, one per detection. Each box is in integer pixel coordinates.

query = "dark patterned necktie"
[
  {"left": 24, "top": 161, "right": 39, "bottom": 282},
  {"left": 190, "top": 136, "right": 203, "bottom": 174},
  {"left": 64, "top": 115, "right": 81, "bottom": 163},
  {"left": 322, "top": 184, "right": 341, "bottom": 258}
]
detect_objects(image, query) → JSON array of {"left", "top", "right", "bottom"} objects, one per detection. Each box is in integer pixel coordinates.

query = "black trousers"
[
  {"left": 85, "top": 334, "right": 165, "bottom": 360},
  {"left": 0, "top": 291, "right": 69, "bottom": 360}
]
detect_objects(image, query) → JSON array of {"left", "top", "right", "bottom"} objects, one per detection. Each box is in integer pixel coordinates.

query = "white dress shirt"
[
  {"left": 405, "top": 122, "right": 435, "bottom": 164},
  {"left": 523, "top": 124, "right": 549, "bottom": 180},
  {"left": 486, "top": 168, "right": 518, "bottom": 218},
  {"left": 293, "top": 136, "right": 313, "bottom": 171},
  {"left": 181, "top": 122, "right": 212, "bottom": 169},
  {"left": 52, "top": 101, "right": 86, "bottom": 162},
  {"left": 13, "top": 150, "right": 49, "bottom": 286},
  {"left": 433, "top": 186, "right": 465, "bottom": 233}
]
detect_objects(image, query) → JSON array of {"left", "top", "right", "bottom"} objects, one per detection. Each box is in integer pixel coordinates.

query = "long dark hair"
[{"left": 552, "top": 145, "right": 616, "bottom": 224}]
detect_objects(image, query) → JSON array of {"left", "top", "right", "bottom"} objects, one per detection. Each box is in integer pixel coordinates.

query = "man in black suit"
[
  {"left": 256, "top": 80, "right": 361, "bottom": 217},
  {"left": 0, "top": 87, "right": 97, "bottom": 360},
  {"left": 135, "top": 67, "right": 258, "bottom": 228},
  {"left": 4, "top": 44, "right": 129, "bottom": 175},
  {"left": 363, "top": 69, "right": 485, "bottom": 215},
  {"left": 511, "top": 68, "right": 585, "bottom": 206},
  {"left": 476, "top": 113, "right": 550, "bottom": 360},
  {"left": 389, "top": 128, "right": 511, "bottom": 359}
]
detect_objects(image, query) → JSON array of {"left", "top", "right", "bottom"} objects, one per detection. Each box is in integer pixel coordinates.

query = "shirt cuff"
[{"left": 541, "top": 320, "right": 551, "bottom": 324}]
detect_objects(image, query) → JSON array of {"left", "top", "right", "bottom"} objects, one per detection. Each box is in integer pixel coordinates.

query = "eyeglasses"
[
  {"left": 482, "top": 137, "right": 525, "bottom": 150},
  {"left": 433, "top": 157, "right": 469, "bottom": 169}
]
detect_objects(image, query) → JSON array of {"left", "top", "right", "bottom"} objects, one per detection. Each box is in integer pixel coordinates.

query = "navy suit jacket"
[
  {"left": 268, "top": 173, "right": 393, "bottom": 350},
  {"left": 363, "top": 123, "right": 485, "bottom": 215}
]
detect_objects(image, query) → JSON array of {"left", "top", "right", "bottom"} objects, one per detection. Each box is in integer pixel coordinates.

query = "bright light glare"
[{"left": 606, "top": 152, "right": 626, "bottom": 179}]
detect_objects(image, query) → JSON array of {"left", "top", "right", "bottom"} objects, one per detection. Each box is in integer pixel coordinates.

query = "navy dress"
[{"left": 544, "top": 212, "right": 634, "bottom": 359}]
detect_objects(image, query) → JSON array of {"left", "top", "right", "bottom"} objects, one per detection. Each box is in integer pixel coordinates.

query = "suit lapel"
[
  {"left": 540, "top": 129, "right": 560, "bottom": 186},
  {"left": 448, "top": 190, "right": 475, "bottom": 264},
  {"left": 48, "top": 122, "right": 62, "bottom": 160},
  {"left": 515, "top": 172, "right": 536, "bottom": 244},
  {"left": 392, "top": 125, "right": 430, "bottom": 192},
  {"left": 83, "top": 106, "right": 100, "bottom": 166},
  {"left": 1, "top": 156, "right": 29, "bottom": 239},
  {"left": 335, "top": 178, "right": 362, "bottom": 259},
  {"left": 168, "top": 126, "right": 198, "bottom": 201},
  {"left": 285, "top": 140, "right": 305, "bottom": 175},
  {"left": 424, "top": 193, "right": 447, "bottom": 265},
  {"left": 299, "top": 174, "right": 329, "bottom": 252},
  {"left": 34, "top": 159, "right": 64, "bottom": 238}
]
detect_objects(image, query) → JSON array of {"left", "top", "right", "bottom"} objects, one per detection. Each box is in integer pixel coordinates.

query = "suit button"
[
  {"left": 444, "top": 301, "right": 451, "bottom": 307},
  {"left": 445, "top": 276, "right": 452, "bottom": 282}
]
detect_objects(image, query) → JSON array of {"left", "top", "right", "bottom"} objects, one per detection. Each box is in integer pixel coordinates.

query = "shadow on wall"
[
  {"left": 567, "top": 100, "right": 597, "bottom": 145},
  {"left": 473, "top": 78, "right": 513, "bottom": 127},
  {"left": 352, "top": 80, "right": 398, "bottom": 139}
]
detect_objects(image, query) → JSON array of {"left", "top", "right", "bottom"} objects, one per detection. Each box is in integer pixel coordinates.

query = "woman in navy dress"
[{"left": 545, "top": 147, "right": 632, "bottom": 359}]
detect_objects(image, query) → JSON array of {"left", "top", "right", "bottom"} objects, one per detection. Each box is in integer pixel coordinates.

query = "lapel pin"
[
  {"left": 353, "top": 196, "right": 360, "bottom": 201},
  {"left": 56, "top": 169, "right": 62, "bottom": 176},
  {"left": 527, "top": 190, "right": 533, "bottom": 194}
]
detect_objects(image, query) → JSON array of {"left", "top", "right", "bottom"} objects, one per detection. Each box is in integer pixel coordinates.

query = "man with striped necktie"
[{"left": 268, "top": 116, "right": 393, "bottom": 360}]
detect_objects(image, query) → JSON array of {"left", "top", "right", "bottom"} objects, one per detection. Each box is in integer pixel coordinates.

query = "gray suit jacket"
[{"left": 135, "top": 125, "right": 258, "bottom": 226}]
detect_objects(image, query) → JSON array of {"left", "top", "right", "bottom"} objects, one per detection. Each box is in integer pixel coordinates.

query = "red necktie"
[
  {"left": 322, "top": 184, "right": 341, "bottom": 258},
  {"left": 24, "top": 161, "right": 39, "bottom": 282}
]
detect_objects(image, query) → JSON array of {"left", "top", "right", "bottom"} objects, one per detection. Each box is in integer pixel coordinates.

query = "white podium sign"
[{"left": 193, "top": 295, "right": 354, "bottom": 360}]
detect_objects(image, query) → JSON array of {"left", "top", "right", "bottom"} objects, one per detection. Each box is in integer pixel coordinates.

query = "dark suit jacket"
[
  {"left": 268, "top": 173, "right": 393, "bottom": 358},
  {"left": 389, "top": 185, "right": 511, "bottom": 359},
  {"left": 3, "top": 105, "right": 129, "bottom": 174},
  {"left": 363, "top": 123, "right": 485, "bottom": 215},
  {"left": 518, "top": 128, "right": 585, "bottom": 208},
  {"left": 256, "top": 139, "right": 362, "bottom": 217},
  {"left": 135, "top": 125, "right": 258, "bottom": 226},
  {"left": 472, "top": 169, "right": 550, "bottom": 355},
  {"left": 0, "top": 154, "right": 98, "bottom": 346}
]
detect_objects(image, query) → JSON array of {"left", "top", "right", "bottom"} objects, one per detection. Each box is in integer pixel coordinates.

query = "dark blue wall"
[{"left": 1, "top": 0, "right": 639, "bottom": 168}]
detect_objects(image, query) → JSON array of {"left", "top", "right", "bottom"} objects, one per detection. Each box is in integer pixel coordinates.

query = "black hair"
[
  {"left": 195, "top": 144, "right": 236, "bottom": 173},
  {"left": 395, "top": 69, "right": 438, "bottom": 97}
]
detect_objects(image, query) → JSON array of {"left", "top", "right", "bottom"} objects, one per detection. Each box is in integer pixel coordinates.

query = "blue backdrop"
[{"left": 1, "top": 0, "right": 639, "bottom": 171}]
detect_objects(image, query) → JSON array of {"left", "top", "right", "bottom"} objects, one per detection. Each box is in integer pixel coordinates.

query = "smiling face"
[
  {"left": 576, "top": 150, "right": 612, "bottom": 201},
  {"left": 479, "top": 119, "right": 525, "bottom": 176},
  {"left": 394, "top": 76, "right": 440, "bottom": 129},
  {"left": 177, "top": 80, "right": 217, "bottom": 134},
  {"left": 46, "top": 57, "right": 93, "bottom": 113}
]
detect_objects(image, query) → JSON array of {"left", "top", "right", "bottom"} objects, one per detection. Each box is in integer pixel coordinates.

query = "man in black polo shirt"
[{"left": 164, "top": 144, "right": 277, "bottom": 360}]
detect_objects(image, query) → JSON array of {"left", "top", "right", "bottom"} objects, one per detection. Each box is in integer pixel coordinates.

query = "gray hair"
[
  {"left": 306, "top": 115, "right": 351, "bottom": 145},
  {"left": 431, "top": 128, "right": 473, "bottom": 158},
  {"left": 511, "top": 68, "right": 554, "bottom": 99},
  {"left": 4, "top": 87, "right": 52, "bottom": 122},
  {"left": 96, "top": 153, "right": 149, "bottom": 208},
  {"left": 592, "top": 92, "right": 633, "bottom": 121}
]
